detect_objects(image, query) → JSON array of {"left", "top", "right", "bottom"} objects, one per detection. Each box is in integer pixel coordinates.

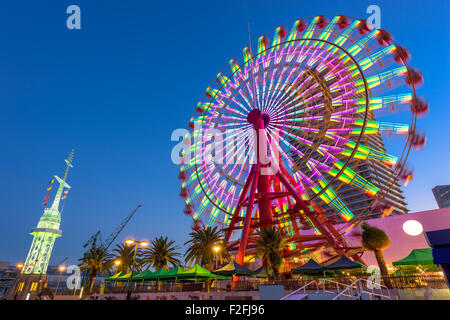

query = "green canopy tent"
[
  {"left": 158, "top": 266, "right": 187, "bottom": 282},
  {"left": 252, "top": 266, "right": 272, "bottom": 278},
  {"left": 323, "top": 256, "right": 366, "bottom": 271},
  {"left": 393, "top": 248, "right": 435, "bottom": 267},
  {"left": 133, "top": 269, "right": 156, "bottom": 282},
  {"left": 321, "top": 256, "right": 366, "bottom": 277},
  {"left": 147, "top": 268, "right": 173, "bottom": 282},
  {"left": 292, "top": 259, "right": 325, "bottom": 274},
  {"left": 212, "top": 260, "right": 255, "bottom": 277},
  {"left": 104, "top": 271, "right": 126, "bottom": 282},
  {"left": 182, "top": 264, "right": 216, "bottom": 282}
]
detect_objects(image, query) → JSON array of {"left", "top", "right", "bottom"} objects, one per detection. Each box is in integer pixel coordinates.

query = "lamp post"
[
  {"left": 112, "top": 260, "right": 121, "bottom": 290},
  {"left": 212, "top": 245, "right": 221, "bottom": 270},
  {"left": 55, "top": 265, "right": 66, "bottom": 295},
  {"left": 11, "top": 263, "right": 24, "bottom": 300},
  {"left": 114, "top": 259, "right": 121, "bottom": 272},
  {"left": 125, "top": 238, "right": 149, "bottom": 300}
]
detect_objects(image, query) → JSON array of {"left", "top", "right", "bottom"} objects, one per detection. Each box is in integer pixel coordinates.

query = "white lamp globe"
[{"left": 402, "top": 220, "right": 423, "bottom": 236}]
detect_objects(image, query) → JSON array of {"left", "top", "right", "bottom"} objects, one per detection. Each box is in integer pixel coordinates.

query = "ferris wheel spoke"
[
  {"left": 344, "top": 29, "right": 380, "bottom": 61},
  {"left": 354, "top": 66, "right": 408, "bottom": 94},
  {"left": 330, "top": 19, "right": 360, "bottom": 50},
  {"left": 328, "top": 116, "right": 409, "bottom": 135},
  {"left": 309, "top": 150, "right": 379, "bottom": 197},
  {"left": 274, "top": 127, "right": 313, "bottom": 152},
  {"left": 213, "top": 126, "right": 253, "bottom": 166},
  {"left": 356, "top": 44, "right": 396, "bottom": 71},
  {"left": 305, "top": 161, "right": 354, "bottom": 222},
  {"left": 323, "top": 132, "right": 398, "bottom": 166},
  {"left": 263, "top": 66, "right": 286, "bottom": 111},
  {"left": 306, "top": 17, "right": 340, "bottom": 67},
  {"left": 266, "top": 68, "right": 299, "bottom": 111},
  {"left": 284, "top": 99, "right": 325, "bottom": 119}
]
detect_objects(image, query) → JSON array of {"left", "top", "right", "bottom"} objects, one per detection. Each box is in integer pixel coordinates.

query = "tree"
[
  {"left": 78, "top": 246, "right": 112, "bottom": 294},
  {"left": 184, "top": 226, "right": 228, "bottom": 271},
  {"left": 254, "top": 226, "right": 288, "bottom": 280},
  {"left": 143, "top": 236, "right": 182, "bottom": 270},
  {"left": 360, "top": 222, "right": 392, "bottom": 288},
  {"left": 111, "top": 243, "right": 144, "bottom": 273}
]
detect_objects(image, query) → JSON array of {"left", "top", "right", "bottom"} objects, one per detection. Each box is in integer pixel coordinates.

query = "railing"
[
  {"left": 54, "top": 273, "right": 448, "bottom": 297},
  {"left": 333, "top": 278, "right": 391, "bottom": 300},
  {"left": 319, "top": 279, "right": 351, "bottom": 295},
  {"left": 280, "top": 281, "right": 319, "bottom": 300}
]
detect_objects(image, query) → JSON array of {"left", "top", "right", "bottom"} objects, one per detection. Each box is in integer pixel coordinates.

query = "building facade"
[{"left": 432, "top": 185, "right": 450, "bottom": 209}]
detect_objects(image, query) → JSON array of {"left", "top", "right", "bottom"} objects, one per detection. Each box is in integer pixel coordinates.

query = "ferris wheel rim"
[
  {"left": 192, "top": 37, "right": 371, "bottom": 215},
  {"left": 182, "top": 15, "right": 424, "bottom": 236}
]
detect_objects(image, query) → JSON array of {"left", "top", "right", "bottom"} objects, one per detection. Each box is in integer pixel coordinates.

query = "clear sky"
[{"left": 0, "top": 0, "right": 449, "bottom": 266}]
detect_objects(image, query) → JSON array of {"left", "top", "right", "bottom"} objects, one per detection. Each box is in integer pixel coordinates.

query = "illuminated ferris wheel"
[{"left": 178, "top": 15, "right": 428, "bottom": 264}]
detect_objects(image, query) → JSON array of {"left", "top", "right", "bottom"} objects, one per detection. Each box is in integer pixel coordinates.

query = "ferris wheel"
[{"left": 178, "top": 15, "right": 428, "bottom": 264}]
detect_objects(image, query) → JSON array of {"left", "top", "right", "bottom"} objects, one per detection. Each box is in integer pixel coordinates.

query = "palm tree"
[
  {"left": 361, "top": 222, "right": 392, "bottom": 288},
  {"left": 254, "top": 226, "right": 288, "bottom": 280},
  {"left": 184, "top": 226, "right": 228, "bottom": 271},
  {"left": 111, "top": 243, "right": 144, "bottom": 273},
  {"left": 78, "top": 246, "right": 112, "bottom": 294},
  {"left": 143, "top": 236, "right": 182, "bottom": 270}
]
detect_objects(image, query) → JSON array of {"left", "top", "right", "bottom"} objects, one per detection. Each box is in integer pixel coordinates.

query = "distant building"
[
  {"left": 297, "top": 133, "right": 408, "bottom": 222},
  {"left": 432, "top": 185, "right": 450, "bottom": 208},
  {"left": 0, "top": 262, "right": 17, "bottom": 298},
  {"left": 289, "top": 104, "right": 408, "bottom": 223},
  {"left": 3, "top": 262, "right": 108, "bottom": 299}
]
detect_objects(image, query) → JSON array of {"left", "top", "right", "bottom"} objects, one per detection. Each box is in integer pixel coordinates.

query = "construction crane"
[
  {"left": 82, "top": 230, "right": 101, "bottom": 249},
  {"left": 102, "top": 204, "right": 142, "bottom": 251},
  {"left": 80, "top": 205, "right": 142, "bottom": 287},
  {"left": 57, "top": 257, "right": 69, "bottom": 266},
  {"left": 82, "top": 205, "right": 142, "bottom": 252}
]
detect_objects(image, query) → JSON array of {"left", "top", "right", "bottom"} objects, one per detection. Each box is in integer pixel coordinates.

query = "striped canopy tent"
[
  {"left": 104, "top": 271, "right": 126, "bottom": 282},
  {"left": 114, "top": 270, "right": 140, "bottom": 282},
  {"left": 393, "top": 248, "right": 435, "bottom": 267}
]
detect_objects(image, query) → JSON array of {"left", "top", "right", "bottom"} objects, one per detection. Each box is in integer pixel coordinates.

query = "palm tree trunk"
[
  {"left": 89, "top": 276, "right": 97, "bottom": 294},
  {"left": 89, "top": 268, "right": 98, "bottom": 294},
  {"left": 273, "top": 268, "right": 280, "bottom": 281},
  {"left": 205, "top": 262, "right": 213, "bottom": 292},
  {"left": 374, "top": 249, "right": 392, "bottom": 289}
]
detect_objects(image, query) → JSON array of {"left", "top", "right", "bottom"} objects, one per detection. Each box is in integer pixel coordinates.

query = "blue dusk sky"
[{"left": 0, "top": 0, "right": 449, "bottom": 266}]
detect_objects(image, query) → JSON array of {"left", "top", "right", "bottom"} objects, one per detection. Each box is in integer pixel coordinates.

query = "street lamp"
[
  {"left": 125, "top": 238, "right": 149, "bottom": 300},
  {"left": 114, "top": 259, "right": 121, "bottom": 272},
  {"left": 212, "top": 245, "right": 221, "bottom": 270},
  {"left": 12, "top": 263, "right": 26, "bottom": 300},
  {"left": 55, "top": 265, "right": 67, "bottom": 295}
]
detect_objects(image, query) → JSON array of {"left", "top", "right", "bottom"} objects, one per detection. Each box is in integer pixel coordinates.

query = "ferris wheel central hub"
[{"left": 246, "top": 109, "right": 270, "bottom": 128}]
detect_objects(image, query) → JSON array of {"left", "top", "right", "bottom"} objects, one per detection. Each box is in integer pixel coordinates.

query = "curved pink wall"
[{"left": 345, "top": 208, "right": 450, "bottom": 266}]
